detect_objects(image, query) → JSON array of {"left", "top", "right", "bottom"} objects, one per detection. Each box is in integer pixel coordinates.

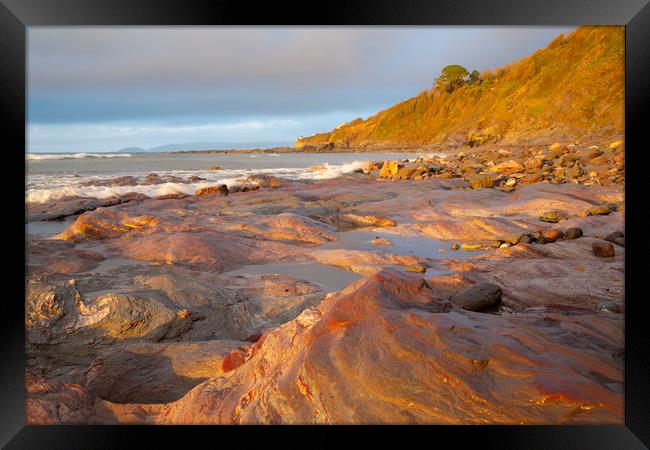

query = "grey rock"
[
  {"left": 539, "top": 211, "right": 566, "bottom": 223},
  {"left": 565, "top": 227, "right": 583, "bottom": 239},
  {"left": 604, "top": 231, "right": 624, "bottom": 243},
  {"left": 596, "top": 302, "right": 620, "bottom": 313},
  {"left": 450, "top": 283, "right": 502, "bottom": 312}
]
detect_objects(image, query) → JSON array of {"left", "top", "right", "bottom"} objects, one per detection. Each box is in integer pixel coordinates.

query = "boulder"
[
  {"left": 539, "top": 211, "right": 566, "bottom": 223},
  {"left": 488, "top": 160, "right": 525, "bottom": 175},
  {"left": 592, "top": 241, "right": 615, "bottom": 257},
  {"left": 565, "top": 166, "right": 584, "bottom": 178},
  {"left": 596, "top": 302, "right": 620, "bottom": 313},
  {"left": 541, "top": 229, "right": 564, "bottom": 243},
  {"left": 499, "top": 234, "right": 525, "bottom": 245},
  {"left": 609, "top": 140, "right": 624, "bottom": 150},
  {"left": 379, "top": 161, "right": 402, "bottom": 178},
  {"left": 228, "top": 185, "right": 260, "bottom": 194},
  {"left": 466, "top": 174, "right": 494, "bottom": 189},
  {"left": 524, "top": 157, "right": 543, "bottom": 171},
  {"left": 519, "top": 234, "right": 534, "bottom": 244},
  {"left": 394, "top": 167, "right": 417, "bottom": 180},
  {"left": 404, "top": 264, "right": 427, "bottom": 273},
  {"left": 155, "top": 193, "right": 190, "bottom": 200},
  {"left": 450, "top": 283, "right": 502, "bottom": 312},
  {"left": 564, "top": 228, "right": 583, "bottom": 240},
  {"left": 604, "top": 231, "right": 624, "bottom": 243},
  {"left": 460, "top": 243, "right": 483, "bottom": 251},
  {"left": 195, "top": 185, "right": 229, "bottom": 196},
  {"left": 497, "top": 184, "right": 516, "bottom": 193},
  {"left": 588, "top": 205, "right": 611, "bottom": 216}
]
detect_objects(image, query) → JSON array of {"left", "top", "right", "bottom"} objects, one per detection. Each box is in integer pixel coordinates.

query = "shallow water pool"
[
  {"left": 221, "top": 262, "right": 363, "bottom": 292},
  {"left": 26, "top": 218, "right": 74, "bottom": 237},
  {"left": 321, "top": 229, "right": 485, "bottom": 259}
]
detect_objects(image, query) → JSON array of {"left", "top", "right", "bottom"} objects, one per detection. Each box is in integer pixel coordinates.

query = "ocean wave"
[
  {"left": 26, "top": 178, "right": 247, "bottom": 204},
  {"left": 25, "top": 160, "right": 372, "bottom": 203},
  {"left": 26, "top": 153, "right": 133, "bottom": 160},
  {"left": 294, "top": 160, "right": 368, "bottom": 180}
]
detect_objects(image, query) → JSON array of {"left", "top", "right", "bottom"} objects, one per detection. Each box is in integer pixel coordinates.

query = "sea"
[{"left": 26, "top": 151, "right": 441, "bottom": 204}]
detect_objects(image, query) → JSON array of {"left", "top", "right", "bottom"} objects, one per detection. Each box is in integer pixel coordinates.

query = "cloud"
[
  {"left": 28, "top": 27, "right": 398, "bottom": 89},
  {"left": 27, "top": 26, "right": 576, "bottom": 151}
]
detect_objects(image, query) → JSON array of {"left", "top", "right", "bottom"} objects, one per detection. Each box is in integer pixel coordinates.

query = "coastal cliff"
[{"left": 295, "top": 26, "right": 624, "bottom": 150}]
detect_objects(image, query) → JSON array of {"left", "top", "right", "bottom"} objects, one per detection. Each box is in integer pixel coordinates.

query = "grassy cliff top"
[{"left": 296, "top": 26, "right": 624, "bottom": 149}]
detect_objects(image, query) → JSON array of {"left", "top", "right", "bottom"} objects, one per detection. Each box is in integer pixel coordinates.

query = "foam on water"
[
  {"left": 26, "top": 152, "right": 447, "bottom": 204},
  {"left": 26, "top": 160, "right": 372, "bottom": 203}
]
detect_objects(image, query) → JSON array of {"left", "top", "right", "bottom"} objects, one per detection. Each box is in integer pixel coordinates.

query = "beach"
[{"left": 25, "top": 142, "right": 625, "bottom": 424}]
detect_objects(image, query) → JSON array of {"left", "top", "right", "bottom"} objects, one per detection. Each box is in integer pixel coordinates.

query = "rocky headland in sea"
[{"left": 25, "top": 139, "right": 625, "bottom": 424}]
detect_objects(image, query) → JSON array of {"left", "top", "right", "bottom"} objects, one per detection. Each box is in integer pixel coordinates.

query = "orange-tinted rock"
[
  {"left": 371, "top": 238, "right": 393, "bottom": 246},
  {"left": 541, "top": 229, "right": 564, "bottom": 243},
  {"left": 379, "top": 161, "right": 402, "bottom": 178},
  {"left": 222, "top": 348, "right": 247, "bottom": 373},
  {"left": 394, "top": 167, "right": 417, "bottom": 179},
  {"left": 228, "top": 184, "right": 260, "bottom": 193},
  {"left": 157, "top": 270, "right": 622, "bottom": 425},
  {"left": 83, "top": 341, "right": 244, "bottom": 403},
  {"left": 55, "top": 210, "right": 158, "bottom": 241},
  {"left": 335, "top": 214, "right": 397, "bottom": 229},
  {"left": 195, "top": 185, "right": 229, "bottom": 196},
  {"left": 488, "top": 159, "right": 525, "bottom": 174},
  {"left": 25, "top": 165, "right": 625, "bottom": 425},
  {"left": 466, "top": 174, "right": 494, "bottom": 189}
]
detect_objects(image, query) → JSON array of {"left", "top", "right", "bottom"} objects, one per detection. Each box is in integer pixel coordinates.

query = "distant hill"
[
  {"left": 117, "top": 141, "right": 294, "bottom": 153},
  {"left": 295, "top": 26, "right": 624, "bottom": 149},
  {"left": 117, "top": 147, "right": 146, "bottom": 153}
]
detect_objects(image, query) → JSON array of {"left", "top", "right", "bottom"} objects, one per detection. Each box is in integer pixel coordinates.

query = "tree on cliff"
[{"left": 435, "top": 65, "right": 469, "bottom": 92}]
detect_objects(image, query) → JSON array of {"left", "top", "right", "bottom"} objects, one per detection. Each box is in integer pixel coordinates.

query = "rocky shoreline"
[{"left": 26, "top": 141, "right": 625, "bottom": 424}]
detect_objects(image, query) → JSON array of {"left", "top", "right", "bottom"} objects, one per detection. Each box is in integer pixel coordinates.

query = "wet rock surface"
[{"left": 25, "top": 146, "right": 624, "bottom": 424}]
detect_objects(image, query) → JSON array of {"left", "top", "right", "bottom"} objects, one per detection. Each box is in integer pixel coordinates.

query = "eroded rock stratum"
[{"left": 25, "top": 158, "right": 624, "bottom": 424}]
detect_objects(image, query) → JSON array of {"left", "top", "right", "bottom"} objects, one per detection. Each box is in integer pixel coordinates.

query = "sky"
[{"left": 28, "top": 26, "right": 576, "bottom": 153}]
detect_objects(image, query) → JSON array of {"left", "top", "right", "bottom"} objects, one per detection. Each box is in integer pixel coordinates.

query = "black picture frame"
[{"left": 2, "top": 0, "right": 649, "bottom": 448}]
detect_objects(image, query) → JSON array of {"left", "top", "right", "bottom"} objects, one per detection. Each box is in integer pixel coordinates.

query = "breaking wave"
[{"left": 25, "top": 160, "right": 371, "bottom": 204}]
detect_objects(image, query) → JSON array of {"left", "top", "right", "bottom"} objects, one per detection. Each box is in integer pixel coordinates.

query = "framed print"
[{"left": 2, "top": 0, "right": 649, "bottom": 447}]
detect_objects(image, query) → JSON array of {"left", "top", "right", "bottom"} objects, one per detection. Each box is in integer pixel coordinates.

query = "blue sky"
[{"left": 28, "top": 26, "right": 576, "bottom": 153}]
